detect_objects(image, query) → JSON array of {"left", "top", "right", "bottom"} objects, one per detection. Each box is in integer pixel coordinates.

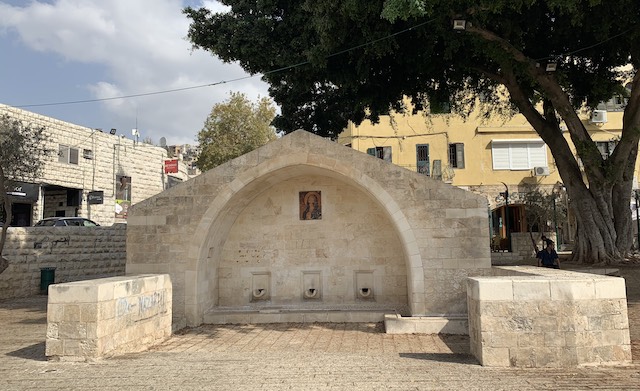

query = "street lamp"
[{"left": 553, "top": 196, "right": 558, "bottom": 247}]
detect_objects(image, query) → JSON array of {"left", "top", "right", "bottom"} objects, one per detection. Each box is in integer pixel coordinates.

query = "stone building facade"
[
  {"left": 1, "top": 104, "right": 194, "bottom": 226},
  {"left": 127, "top": 131, "right": 492, "bottom": 330}
]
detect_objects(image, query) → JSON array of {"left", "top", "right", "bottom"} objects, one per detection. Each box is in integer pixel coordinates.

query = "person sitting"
[{"left": 537, "top": 239, "right": 560, "bottom": 269}]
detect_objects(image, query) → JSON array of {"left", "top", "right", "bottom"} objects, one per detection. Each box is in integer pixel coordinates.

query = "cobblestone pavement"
[{"left": 2, "top": 266, "right": 640, "bottom": 390}]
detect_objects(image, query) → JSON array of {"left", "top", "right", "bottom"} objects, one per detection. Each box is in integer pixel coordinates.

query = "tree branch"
[
  {"left": 465, "top": 23, "right": 606, "bottom": 185},
  {"left": 465, "top": 25, "right": 532, "bottom": 64}
]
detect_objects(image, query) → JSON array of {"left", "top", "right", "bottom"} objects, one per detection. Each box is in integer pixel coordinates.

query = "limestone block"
[
  {"left": 46, "top": 322, "right": 59, "bottom": 339},
  {"left": 550, "top": 279, "right": 595, "bottom": 301},
  {"left": 601, "top": 329, "right": 629, "bottom": 346},
  {"left": 59, "top": 322, "right": 87, "bottom": 339},
  {"left": 517, "top": 332, "right": 545, "bottom": 348},
  {"left": 47, "top": 304, "right": 64, "bottom": 322},
  {"left": 324, "top": 311, "right": 351, "bottom": 323},
  {"left": 531, "top": 316, "right": 559, "bottom": 333},
  {"left": 512, "top": 280, "right": 550, "bottom": 300},
  {"left": 558, "top": 315, "right": 588, "bottom": 332},
  {"left": 63, "top": 305, "right": 81, "bottom": 322},
  {"left": 595, "top": 278, "right": 626, "bottom": 299},
  {"left": 303, "top": 312, "right": 330, "bottom": 322},
  {"left": 45, "top": 339, "right": 63, "bottom": 356},
  {"left": 479, "top": 347, "right": 510, "bottom": 367},
  {"left": 467, "top": 278, "right": 513, "bottom": 301}
]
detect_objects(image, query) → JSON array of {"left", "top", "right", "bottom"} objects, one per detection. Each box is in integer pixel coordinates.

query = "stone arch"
[{"left": 183, "top": 153, "right": 424, "bottom": 326}]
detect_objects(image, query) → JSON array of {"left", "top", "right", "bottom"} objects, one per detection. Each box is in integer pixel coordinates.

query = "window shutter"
[
  {"left": 455, "top": 144, "right": 465, "bottom": 169},
  {"left": 366, "top": 148, "right": 376, "bottom": 156},
  {"left": 492, "top": 140, "right": 547, "bottom": 170},
  {"left": 69, "top": 148, "right": 79, "bottom": 165},
  {"left": 382, "top": 146, "right": 392, "bottom": 162},
  {"left": 529, "top": 142, "right": 547, "bottom": 167},
  {"left": 492, "top": 143, "right": 510, "bottom": 169},
  {"left": 510, "top": 142, "right": 529, "bottom": 170},
  {"left": 58, "top": 145, "right": 69, "bottom": 164}
]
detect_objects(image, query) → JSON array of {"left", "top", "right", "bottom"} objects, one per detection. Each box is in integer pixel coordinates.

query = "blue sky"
[{"left": 0, "top": 0, "right": 270, "bottom": 146}]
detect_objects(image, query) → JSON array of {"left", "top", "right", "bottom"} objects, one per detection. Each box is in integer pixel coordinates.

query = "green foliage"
[
  {"left": 0, "top": 114, "right": 50, "bottom": 196},
  {"left": 524, "top": 186, "right": 567, "bottom": 235},
  {"left": 184, "top": 1, "right": 640, "bottom": 260},
  {"left": 196, "top": 92, "right": 277, "bottom": 171},
  {"left": 184, "top": 1, "right": 639, "bottom": 137},
  {"left": 0, "top": 114, "right": 51, "bottom": 272}
]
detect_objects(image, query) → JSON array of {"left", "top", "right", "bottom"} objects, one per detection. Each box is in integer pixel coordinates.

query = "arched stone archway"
[
  {"left": 127, "top": 131, "right": 490, "bottom": 329},
  {"left": 184, "top": 160, "right": 423, "bottom": 326}
]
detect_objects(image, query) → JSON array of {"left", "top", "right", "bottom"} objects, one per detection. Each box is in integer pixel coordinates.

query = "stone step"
[{"left": 203, "top": 309, "right": 396, "bottom": 324}]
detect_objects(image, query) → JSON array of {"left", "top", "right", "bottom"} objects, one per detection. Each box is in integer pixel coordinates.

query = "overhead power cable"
[
  {"left": 12, "top": 19, "right": 635, "bottom": 109},
  {"left": 13, "top": 20, "right": 435, "bottom": 109}
]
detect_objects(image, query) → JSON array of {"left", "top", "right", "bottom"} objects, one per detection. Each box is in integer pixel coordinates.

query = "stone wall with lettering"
[
  {"left": 0, "top": 226, "right": 126, "bottom": 300},
  {"left": 46, "top": 274, "right": 172, "bottom": 360}
]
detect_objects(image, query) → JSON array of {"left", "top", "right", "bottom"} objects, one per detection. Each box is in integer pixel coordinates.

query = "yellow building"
[{"left": 337, "top": 99, "right": 631, "bottom": 252}]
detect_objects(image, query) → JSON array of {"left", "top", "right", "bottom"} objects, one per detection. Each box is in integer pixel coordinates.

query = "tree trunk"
[
  {"left": 613, "top": 181, "right": 634, "bottom": 255},
  {"left": 569, "top": 185, "right": 623, "bottom": 264}
]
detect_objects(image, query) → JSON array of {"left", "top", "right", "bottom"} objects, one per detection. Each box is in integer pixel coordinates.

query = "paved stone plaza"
[{"left": 2, "top": 264, "right": 640, "bottom": 390}]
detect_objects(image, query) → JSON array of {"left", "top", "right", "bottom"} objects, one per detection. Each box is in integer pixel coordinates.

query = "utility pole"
[{"left": 501, "top": 182, "right": 511, "bottom": 252}]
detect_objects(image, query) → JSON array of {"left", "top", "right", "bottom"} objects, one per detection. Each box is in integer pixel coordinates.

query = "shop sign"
[
  {"left": 88, "top": 191, "right": 104, "bottom": 205},
  {"left": 164, "top": 159, "right": 179, "bottom": 174}
]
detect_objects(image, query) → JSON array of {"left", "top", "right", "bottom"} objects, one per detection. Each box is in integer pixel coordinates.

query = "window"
[
  {"left": 491, "top": 140, "right": 547, "bottom": 170},
  {"left": 58, "top": 145, "right": 68, "bottom": 163},
  {"left": 116, "top": 175, "right": 132, "bottom": 202},
  {"left": 69, "top": 148, "right": 79, "bottom": 164},
  {"left": 367, "top": 146, "right": 392, "bottom": 162},
  {"left": 596, "top": 141, "right": 617, "bottom": 160},
  {"left": 448, "top": 143, "right": 465, "bottom": 169},
  {"left": 83, "top": 149, "right": 93, "bottom": 160},
  {"left": 58, "top": 144, "right": 79, "bottom": 165},
  {"left": 416, "top": 144, "right": 430, "bottom": 176}
]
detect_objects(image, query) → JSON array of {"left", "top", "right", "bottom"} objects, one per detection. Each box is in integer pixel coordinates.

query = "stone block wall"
[
  {"left": 467, "top": 266, "right": 631, "bottom": 367},
  {"left": 511, "top": 232, "right": 556, "bottom": 259},
  {"left": 0, "top": 226, "right": 126, "bottom": 300},
  {"left": 218, "top": 175, "right": 408, "bottom": 310},
  {"left": 45, "top": 274, "right": 172, "bottom": 360}
]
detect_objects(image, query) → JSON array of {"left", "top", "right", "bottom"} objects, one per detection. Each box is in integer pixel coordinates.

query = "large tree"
[
  {"left": 196, "top": 92, "right": 277, "bottom": 171},
  {"left": 0, "top": 114, "right": 50, "bottom": 274},
  {"left": 184, "top": 1, "right": 640, "bottom": 264}
]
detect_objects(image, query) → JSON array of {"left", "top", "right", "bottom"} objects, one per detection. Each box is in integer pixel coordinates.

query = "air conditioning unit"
[
  {"left": 591, "top": 110, "right": 608, "bottom": 123},
  {"left": 534, "top": 166, "right": 550, "bottom": 176}
]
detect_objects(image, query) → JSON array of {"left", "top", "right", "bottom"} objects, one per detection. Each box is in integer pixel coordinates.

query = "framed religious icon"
[{"left": 299, "top": 191, "right": 322, "bottom": 220}]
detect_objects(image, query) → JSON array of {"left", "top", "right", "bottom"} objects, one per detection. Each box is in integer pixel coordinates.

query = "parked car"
[{"left": 34, "top": 217, "right": 100, "bottom": 227}]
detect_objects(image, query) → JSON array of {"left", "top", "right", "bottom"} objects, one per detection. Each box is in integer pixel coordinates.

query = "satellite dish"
[{"left": 160, "top": 137, "right": 166, "bottom": 147}]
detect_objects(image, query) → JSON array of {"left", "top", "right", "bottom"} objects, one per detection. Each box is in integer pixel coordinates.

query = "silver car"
[{"left": 34, "top": 217, "right": 100, "bottom": 227}]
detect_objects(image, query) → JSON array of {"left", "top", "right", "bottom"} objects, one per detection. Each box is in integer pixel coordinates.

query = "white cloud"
[{"left": 0, "top": 0, "right": 271, "bottom": 145}]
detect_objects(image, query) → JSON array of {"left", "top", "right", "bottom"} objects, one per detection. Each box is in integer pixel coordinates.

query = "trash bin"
[{"left": 40, "top": 267, "right": 56, "bottom": 294}]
